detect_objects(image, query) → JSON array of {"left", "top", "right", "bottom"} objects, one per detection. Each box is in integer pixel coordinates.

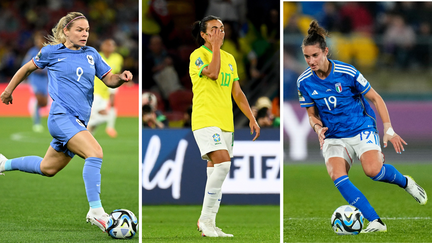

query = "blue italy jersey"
[
  {"left": 297, "top": 59, "right": 377, "bottom": 138},
  {"left": 32, "top": 44, "right": 111, "bottom": 125}
]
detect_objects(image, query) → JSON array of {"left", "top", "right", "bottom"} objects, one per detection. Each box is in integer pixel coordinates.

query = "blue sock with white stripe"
[
  {"left": 5, "top": 156, "right": 44, "bottom": 175},
  {"left": 334, "top": 175, "right": 379, "bottom": 222},
  {"left": 83, "top": 157, "right": 103, "bottom": 208},
  {"left": 371, "top": 164, "right": 407, "bottom": 188}
]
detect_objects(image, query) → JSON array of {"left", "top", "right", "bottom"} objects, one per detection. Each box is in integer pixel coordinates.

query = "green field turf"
[
  {"left": 284, "top": 163, "right": 432, "bottom": 242},
  {"left": 0, "top": 117, "right": 139, "bottom": 242},
  {"left": 142, "top": 205, "right": 280, "bottom": 242}
]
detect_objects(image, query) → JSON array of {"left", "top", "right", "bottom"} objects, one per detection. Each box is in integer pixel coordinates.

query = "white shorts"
[
  {"left": 193, "top": 126, "right": 233, "bottom": 161},
  {"left": 88, "top": 94, "right": 109, "bottom": 127},
  {"left": 322, "top": 130, "right": 382, "bottom": 168}
]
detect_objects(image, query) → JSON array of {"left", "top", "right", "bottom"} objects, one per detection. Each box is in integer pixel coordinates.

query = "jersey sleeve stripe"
[
  {"left": 101, "top": 68, "right": 112, "bottom": 79},
  {"left": 198, "top": 64, "right": 208, "bottom": 77},
  {"left": 297, "top": 71, "right": 312, "bottom": 87},
  {"left": 31, "top": 59, "right": 42, "bottom": 69},
  {"left": 334, "top": 63, "right": 357, "bottom": 73},
  {"left": 233, "top": 77, "right": 239, "bottom": 82},
  {"left": 334, "top": 69, "right": 355, "bottom": 77},
  {"left": 360, "top": 83, "right": 371, "bottom": 94}
]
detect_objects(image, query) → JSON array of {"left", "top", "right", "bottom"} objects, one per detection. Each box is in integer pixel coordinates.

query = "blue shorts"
[
  {"left": 29, "top": 74, "right": 48, "bottom": 96},
  {"left": 47, "top": 112, "right": 87, "bottom": 158}
]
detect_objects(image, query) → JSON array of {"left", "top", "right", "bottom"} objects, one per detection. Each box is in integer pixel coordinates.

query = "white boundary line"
[{"left": 285, "top": 217, "right": 431, "bottom": 220}]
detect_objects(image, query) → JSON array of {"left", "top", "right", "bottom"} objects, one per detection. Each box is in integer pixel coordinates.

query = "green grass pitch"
[
  {"left": 0, "top": 117, "right": 139, "bottom": 242},
  {"left": 142, "top": 205, "right": 280, "bottom": 242},
  {"left": 284, "top": 163, "right": 432, "bottom": 242}
]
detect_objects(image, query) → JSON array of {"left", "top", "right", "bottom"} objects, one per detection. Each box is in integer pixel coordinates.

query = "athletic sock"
[
  {"left": 83, "top": 157, "right": 104, "bottom": 210},
  {"left": 6, "top": 156, "right": 44, "bottom": 175},
  {"left": 334, "top": 175, "right": 379, "bottom": 222},
  {"left": 371, "top": 164, "right": 407, "bottom": 188},
  {"left": 205, "top": 166, "right": 222, "bottom": 225},
  {"left": 107, "top": 107, "right": 117, "bottom": 129},
  {"left": 200, "top": 162, "right": 230, "bottom": 220}
]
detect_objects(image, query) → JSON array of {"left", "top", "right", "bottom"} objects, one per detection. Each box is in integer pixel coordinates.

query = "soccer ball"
[
  {"left": 106, "top": 209, "right": 138, "bottom": 239},
  {"left": 330, "top": 205, "right": 364, "bottom": 235}
]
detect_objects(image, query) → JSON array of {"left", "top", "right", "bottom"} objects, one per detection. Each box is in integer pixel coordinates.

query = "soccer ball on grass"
[
  {"left": 330, "top": 205, "right": 364, "bottom": 235},
  {"left": 106, "top": 209, "right": 138, "bottom": 239}
]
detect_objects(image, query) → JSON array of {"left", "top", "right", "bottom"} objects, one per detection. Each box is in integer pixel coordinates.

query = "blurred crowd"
[
  {"left": 0, "top": 0, "right": 139, "bottom": 83},
  {"left": 142, "top": 0, "right": 280, "bottom": 129},
  {"left": 284, "top": 2, "right": 432, "bottom": 100}
]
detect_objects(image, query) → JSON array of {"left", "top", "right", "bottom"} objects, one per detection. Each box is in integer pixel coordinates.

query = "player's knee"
[
  {"left": 42, "top": 168, "right": 60, "bottom": 177},
  {"left": 364, "top": 166, "right": 381, "bottom": 178},
  {"left": 88, "top": 146, "right": 103, "bottom": 159}
]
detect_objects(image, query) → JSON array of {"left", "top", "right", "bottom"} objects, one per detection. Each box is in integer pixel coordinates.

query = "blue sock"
[
  {"left": 371, "top": 164, "right": 407, "bottom": 188},
  {"left": 6, "top": 156, "right": 44, "bottom": 175},
  {"left": 334, "top": 175, "right": 379, "bottom": 222},
  {"left": 83, "top": 157, "right": 103, "bottom": 208}
]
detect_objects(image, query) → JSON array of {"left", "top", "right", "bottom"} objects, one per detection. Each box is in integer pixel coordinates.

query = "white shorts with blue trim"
[
  {"left": 323, "top": 130, "right": 382, "bottom": 167},
  {"left": 193, "top": 126, "right": 233, "bottom": 161}
]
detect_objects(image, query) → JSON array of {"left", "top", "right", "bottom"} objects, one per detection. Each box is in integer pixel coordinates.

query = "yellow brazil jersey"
[
  {"left": 94, "top": 52, "right": 124, "bottom": 99},
  {"left": 189, "top": 45, "right": 239, "bottom": 132}
]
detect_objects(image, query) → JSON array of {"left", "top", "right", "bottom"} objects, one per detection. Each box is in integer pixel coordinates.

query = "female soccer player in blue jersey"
[
  {"left": 0, "top": 12, "right": 132, "bottom": 233},
  {"left": 297, "top": 20, "right": 427, "bottom": 233},
  {"left": 190, "top": 15, "right": 260, "bottom": 237}
]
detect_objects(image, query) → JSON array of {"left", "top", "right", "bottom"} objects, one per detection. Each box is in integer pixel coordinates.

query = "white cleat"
[
  {"left": 404, "top": 175, "right": 427, "bottom": 205},
  {"left": 197, "top": 219, "right": 218, "bottom": 237},
  {"left": 0, "top": 154, "right": 8, "bottom": 175},
  {"left": 215, "top": 226, "right": 234, "bottom": 237},
  {"left": 361, "top": 219, "right": 387, "bottom": 233},
  {"left": 86, "top": 211, "right": 109, "bottom": 232}
]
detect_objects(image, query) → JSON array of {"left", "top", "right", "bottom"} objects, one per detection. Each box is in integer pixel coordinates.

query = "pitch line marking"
[{"left": 286, "top": 217, "right": 430, "bottom": 220}]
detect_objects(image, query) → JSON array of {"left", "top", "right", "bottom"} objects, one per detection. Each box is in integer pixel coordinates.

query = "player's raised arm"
[
  {"left": 101, "top": 70, "right": 133, "bottom": 88},
  {"left": 1, "top": 60, "right": 38, "bottom": 105}
]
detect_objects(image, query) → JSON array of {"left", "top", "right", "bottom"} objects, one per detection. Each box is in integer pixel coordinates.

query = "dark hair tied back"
[
  {"left": 191, "top": 15, "right": 221, "bottom": 46},
  {"left": 302, "top": 20, "right": 329, "bottom": 52}
]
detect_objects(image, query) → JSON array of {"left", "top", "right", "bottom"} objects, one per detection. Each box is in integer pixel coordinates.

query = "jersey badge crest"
[
  {"left": 87, "top": 55, "right": 94, "bottom": 65},
  {"left": 35, "top": 50, "right": 42, "bottom": 61},
  {"left": 212, "top": 133, "right": 221, "bottom": 143},
  {"left": 298, "top": 90, "right": 305, "bottom": 102},
  {"left": 195, "top": 57, "right": 204, "bottom": 69},
  {"left": 335, "top": 83, "right": 342, "bottom": 93},
  {"left": 228, "top": 64, "right": 233, "bottom": 71}
]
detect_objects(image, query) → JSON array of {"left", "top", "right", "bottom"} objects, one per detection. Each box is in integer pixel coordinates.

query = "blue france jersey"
[
  {"left": 297, "top": 59, "right": 377, "bottom": 138},
  {"left": 22, "top": 47, "right": 48, "bottom": 86},
  {"left": 32, "top": 44, "right": 111, "bottom": 125}
]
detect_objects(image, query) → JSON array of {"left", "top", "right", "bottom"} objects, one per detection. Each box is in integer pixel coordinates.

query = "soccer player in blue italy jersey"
[
  {"left": 0, "top": 12, "right": 132, "bottom": 233},
  {"left": 297, "top": 20, "right": 427, "bottom": 233}
]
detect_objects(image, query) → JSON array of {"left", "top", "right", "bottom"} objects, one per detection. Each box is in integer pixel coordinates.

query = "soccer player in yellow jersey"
[
  {"left": 190, "top": 15, "right": 260, "bottom": 238},
  {"left": 88, "top": 39, "right": 124, "bottom": 137}
]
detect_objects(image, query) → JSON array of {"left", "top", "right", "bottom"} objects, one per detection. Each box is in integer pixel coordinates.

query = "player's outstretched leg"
[
  {"left": 83, "top": 157, "right": 108, "bottom": 232},
  {"left": 106, "top": 107, "right": 117, "bottom": 138},
  {"left": 404, "top": 175, "right": 428, "bottom": 205},
  {"left": 0, "top": 154, "right": 8, "bottom": 175},
  {"left": 334, "top": 175, "right": 387, "bottom": 233},
  {"left": 0, "top": 155, "right": 45, "bottom": 176},
  {"left": 370, "top": 164, "right": 427, "bottom": 205}
]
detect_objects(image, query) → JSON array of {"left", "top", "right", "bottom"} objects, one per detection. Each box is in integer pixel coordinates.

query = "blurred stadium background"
[{"left": 283, "top": 2, "right": 432, "bottom": 163}]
